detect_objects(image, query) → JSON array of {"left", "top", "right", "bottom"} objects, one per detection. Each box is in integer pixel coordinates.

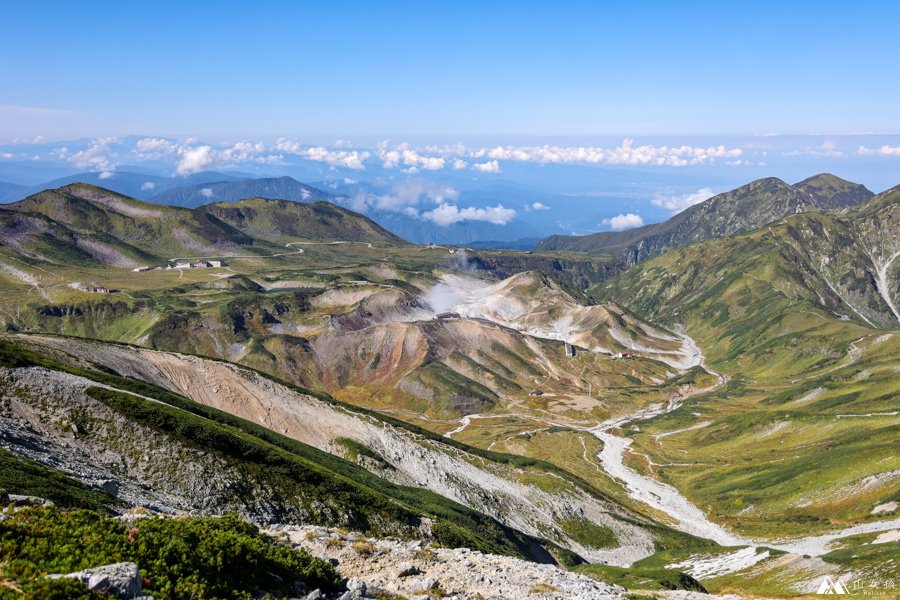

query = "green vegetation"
[
  {"left": 559, "top": 516, "right": 618, "bottom": 549},
  {"left": 0, "top": 506, "right": 341, "bottom": 599},
  {"left": 0, "top": 449, "right": 119, "bottom": 512},
  {"left": 575, "top": 563, "right": 706, "bottom": 592},
  {"left": 334, "top": 437, "right": 394, "bottom": 470}
]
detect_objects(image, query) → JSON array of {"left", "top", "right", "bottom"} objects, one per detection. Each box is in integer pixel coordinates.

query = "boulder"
[
  {"left": 349, "top": 577, "right": 367, "bottom": 592},
  {"left": 51, "top": 562, "right": 142, "bottom": 598}
]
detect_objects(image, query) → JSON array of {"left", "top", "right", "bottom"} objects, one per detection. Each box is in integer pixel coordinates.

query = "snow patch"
[{"left": 670, "top": 547, "right": 771, "bottom": 579}]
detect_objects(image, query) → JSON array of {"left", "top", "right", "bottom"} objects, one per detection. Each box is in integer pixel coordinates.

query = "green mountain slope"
[
  {"left": 536, "top": 174, "right": 875, "bottom": 264},
  {"left": 0, "top": 184, "right": 406, "bottom": 272},
  {"left": 793, "top": 172, "right": 875, "bottom": 209},
  {"left": 6, "top": 183, "right": 264, "bottom": 261},
  {"left": 587, "top": 190, "right": 899, "bottom": 537},
  {"left": 197, "top": 197, "right": 406, "bottom": 243}
]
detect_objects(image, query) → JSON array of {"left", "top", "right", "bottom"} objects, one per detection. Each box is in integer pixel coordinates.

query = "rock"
[
  {"left": 408, "top": 577, "right": 439, "bottom": 593},
  {"left": 395, "top": 562, "right": 420, "bottom": 577},
  {"left": 99, "top": 479, "right": 120, "bottom": 497},
  {"left": 302, "top": 590, "right": 324, "bottom": 600},
  {"left": 51, "top": 562, "right": 142, "bottom": 598},
  {"left": 7, "top": 494, "right": 53, "bottom": 507},
  {"left": 346, "top": 577, "right": 367, "bottom": 595}
]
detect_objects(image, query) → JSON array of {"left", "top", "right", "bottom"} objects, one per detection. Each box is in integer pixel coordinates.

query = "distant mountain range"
[
  {"left": 0, "top": 170, "right": 246, "bottom": 203},
  {"left": 150, "top": 176, "right": 332, "bottom": 208}
]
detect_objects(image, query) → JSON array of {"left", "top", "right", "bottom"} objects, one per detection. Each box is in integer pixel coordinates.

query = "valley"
[{"left": 0, "top": 177, "right": 898, "bottom": 598}]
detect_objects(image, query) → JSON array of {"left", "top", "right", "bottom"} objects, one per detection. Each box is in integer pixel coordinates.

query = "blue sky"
[{"left": 2, "top": 1, "right": 899, "bottom": 139}]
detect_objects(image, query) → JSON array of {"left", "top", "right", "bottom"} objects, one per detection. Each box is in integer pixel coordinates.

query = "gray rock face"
[{"left": 51, "top": 562, "right": 143, "bottom": 598}]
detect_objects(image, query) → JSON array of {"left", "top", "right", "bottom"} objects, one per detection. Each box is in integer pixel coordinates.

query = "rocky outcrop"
[
  {"left": 6, "top": 335, "right": 662, "bottom": 565},
  {"left": 272, "top": 524, "right": 626, "bottom": 600}
]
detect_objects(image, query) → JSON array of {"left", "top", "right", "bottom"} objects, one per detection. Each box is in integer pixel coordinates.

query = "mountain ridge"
[
  {"left": 536, "top": 174, "right": 876, "bottom": 263},
  {"left": 0, "top": 183, "right": 404, "bottom": 268}
]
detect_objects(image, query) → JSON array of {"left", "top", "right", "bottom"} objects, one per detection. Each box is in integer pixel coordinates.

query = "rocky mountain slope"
[
  {"left": 593, "top": 185, "right": 900, "bottom": 330},
  {"left": 536, "top": 174, "right": 875, "bottom": 264},
  {"left": 0, "top": 333, "right": 709, "bottom": 566}
]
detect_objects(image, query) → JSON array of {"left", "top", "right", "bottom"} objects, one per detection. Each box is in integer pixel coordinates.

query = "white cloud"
[
  {"left": 422, "top": 203, "right": 517, "bottom": 226},
  {"left": 134, "top": 137, "right": 178, "bottom": 159},
  {"left": 61, "top": 137, "right": 121, "bottom": 175},
  {"left": 199, "top": 187, "right": 214, "bottom": 198},
  {"left": 376, "top": 141, "right": 445, "bottom": 170},
  {"left": 651, "top": 187, "right": 714, "bottom": 212},
  {"left": 274, "top": 137, "right": 302, "bottom": 153},
  {"left": 140, "top": 182, "right": 156, "bottom": 191},
  {"left": 472, "top": 138, "right": 742, "bottom": 167},
  {"left": 602, "top": 213, "right": 645, "bottom": 230},
  {"left": 856, "top": 145, "right": 900, "bottom": 156},
  {"left": 365, "top": 180, "right": 460, "bottom": 212},
  {"left": 525, "top": 201, "right": 550, "bottom": 211},
  {"left": 452, "top": 159, "right": 468, "bottom": 170},
  {"left": 472, "top": 160, "right": 500, "bottom": 173},
  {"left": 219, "top": 141, "right": 265, "bottom": 162},
  {"left": 134, "top": 137, "right": 282, "bottom": 175},
  {"left": 176, "top": 145, "right": 215, "bottom": 175},
  {"left": 302, "top": 146, "right": 370, "bottom": 169}
]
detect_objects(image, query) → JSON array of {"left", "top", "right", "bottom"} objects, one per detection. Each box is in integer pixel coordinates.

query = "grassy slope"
[
  {"left": 589, "top": 209, "right": 900, "bottom": 539},
  {"left": 6, "top": 183, "right": 266, "bottom": 260},
  {"left": 198, "top": 198, "right": 406, "bottom": 244}
]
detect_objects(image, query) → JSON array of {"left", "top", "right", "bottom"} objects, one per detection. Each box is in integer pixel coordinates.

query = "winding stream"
[{"left": 587, "top": 331, "right": 900, "bottom": 555}]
